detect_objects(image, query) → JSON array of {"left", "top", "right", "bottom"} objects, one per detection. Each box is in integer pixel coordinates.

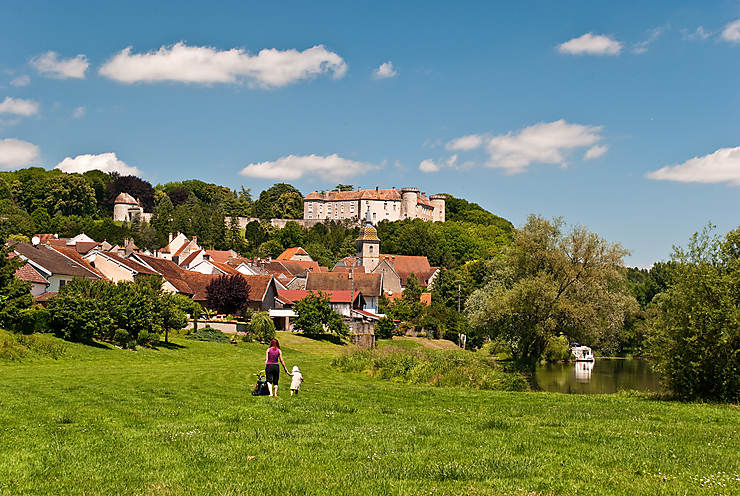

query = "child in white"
[{"left": 289, "top": 365, "right": 303, "bottom": 396}]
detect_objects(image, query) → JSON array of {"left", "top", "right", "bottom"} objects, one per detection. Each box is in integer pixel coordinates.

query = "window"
[
  {"left": 384, "top": 202, "right": 387, "bottom": 210},
  {"left": 350, "top": 203, "right": 355, "bottom": 213},
  {"left": 369, "top": 245, "right": 373, "bottom": 253},
  {"left": 308, "top": 203, "right": 313, "bottom": 212},
  {"left": 308, "top": 215, "right": 312, "bottom": 219},
  {"left": 59, "top": 279, "right": 67, "bottom": 288}
]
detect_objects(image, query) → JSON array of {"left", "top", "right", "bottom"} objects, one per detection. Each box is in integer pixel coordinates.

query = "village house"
[
  {"left": 270, "top": 289, "right": 366, "bottom": 331},
  {"left": 304, "top": 186, "right": 446, "bottom": 225},
  {"left": 83, "top": 250, "right": 159, "bottom": 283},
  {"left": 157, "top": 232, "right": 201, "bottom": 264},
  {"left": 305, "top": 271, "right": 383, "bottom": 313},
  {"left": 13, "top": 242, "right": 104, "bottom": 296}
]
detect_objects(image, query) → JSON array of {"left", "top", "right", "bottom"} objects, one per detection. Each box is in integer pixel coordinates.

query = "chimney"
[
  {"left": 375, "top": 186, "right": 379, "bottom": 192},
  {"left": 193, "top": 236, "right": 197, "bottom": 245},
  {"left": 357, "top": 186, "right": 361, "bottom": 191},
  {"left": 168, "top": 232, "right": 173, "bottom": 244}
]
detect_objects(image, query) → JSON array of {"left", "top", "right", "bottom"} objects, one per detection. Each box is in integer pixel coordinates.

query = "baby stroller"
[{"left": 252, "top": 371, "right": 270, "bottom": 396}]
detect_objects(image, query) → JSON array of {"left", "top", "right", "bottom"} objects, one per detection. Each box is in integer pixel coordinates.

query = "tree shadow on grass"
[
  {"left": 301, "top": 333, "right": 347, "bottom": 346},
  {"left": 150, "top": 340, "right": 187, "bottom": 350}
]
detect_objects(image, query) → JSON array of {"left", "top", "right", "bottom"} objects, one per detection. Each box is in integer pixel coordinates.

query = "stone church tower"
[{"left": 356, "top": 210, "right": 380, "bottom": 271}]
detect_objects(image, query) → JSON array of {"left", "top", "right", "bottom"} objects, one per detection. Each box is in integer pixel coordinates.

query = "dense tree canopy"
[
  {"left": 206, "top": 274, "right": 249, "bottom": 315},
  {"left": 467, "top": 215, "right": 633, "bottom": 367},
  {"left": 646, "top": 225, "right": 740, "bottom": 402}
]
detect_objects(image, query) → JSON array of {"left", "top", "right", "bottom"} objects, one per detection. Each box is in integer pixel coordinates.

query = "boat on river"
[{"left": 571, "top": 345, "right": 594, "bottom": 362}]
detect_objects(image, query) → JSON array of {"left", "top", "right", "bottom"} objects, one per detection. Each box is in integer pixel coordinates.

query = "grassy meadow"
[{"left": 0, "top": 331, "right": 738, "bottom": 495}]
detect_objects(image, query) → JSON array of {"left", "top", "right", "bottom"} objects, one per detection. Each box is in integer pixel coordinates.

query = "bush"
[
  {"left": 186, "top": 327, "right": 231, "bottom": 343},
  {"left": 332, "top": 347, "right": 528, "bottom": 392},
  {"left": 206, "top": 274, "right": 249, "bottom": 315},
  {"left": 249, "top": 311, "right": 275, "bottom": 343},
  {"left": 375, "top": 317, "right": 395, "bottom": 340},
  {"left": 543, "top": 335, "right": 571, "bottom": 362},
  {"left": 113, "top": 329, "right": 130, "bottom": 348},
  {"left": 47, "top": 278, "right": 188, "bottom": 346},
  {"left": 12, "top": 306, "right": 50, "bottom": 334}
]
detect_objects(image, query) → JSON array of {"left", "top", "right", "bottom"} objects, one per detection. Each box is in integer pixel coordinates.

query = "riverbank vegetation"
[
  {"left": 331, "top": 346, "right": 528, "bottom": 391},
  {"left": 0, "top": 334, "right": 737, "bottom": 495}
]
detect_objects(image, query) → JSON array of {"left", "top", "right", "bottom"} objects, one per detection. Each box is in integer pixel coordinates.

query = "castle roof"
[
  {"left": 114, "top": 192, "right": 138, "bottom": 205},
  {"left": 304, "top": 188, "right": 438, "bottom": 204}
]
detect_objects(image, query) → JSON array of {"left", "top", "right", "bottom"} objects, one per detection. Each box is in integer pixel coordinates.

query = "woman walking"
[{"left": 264, "top": 338, "right": 289, "bottom": 397}]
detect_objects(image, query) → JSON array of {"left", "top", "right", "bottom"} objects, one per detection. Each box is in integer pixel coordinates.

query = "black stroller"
[{"left": 252, "top": 371, "right": 270, "bottom": 396}]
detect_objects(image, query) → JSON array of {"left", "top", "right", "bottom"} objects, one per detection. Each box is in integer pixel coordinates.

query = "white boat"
[{"left": 571, "top": 345, "right": 594, "bottom": 362}]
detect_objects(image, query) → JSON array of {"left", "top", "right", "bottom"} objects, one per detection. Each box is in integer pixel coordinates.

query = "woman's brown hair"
[{"left": 269, "top": 339, "right": 279, "bottom": 349}]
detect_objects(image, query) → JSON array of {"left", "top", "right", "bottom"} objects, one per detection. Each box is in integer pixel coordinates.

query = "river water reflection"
[{"left": 534, "top": 359, "right": 662, "bottom": 394}]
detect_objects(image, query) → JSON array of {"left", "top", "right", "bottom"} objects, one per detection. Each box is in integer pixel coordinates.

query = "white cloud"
[
  {"left": 55, "top": 152, "right": 141, "bottom": 176},
  {"left": 557, "top": 33, "right": 622, "bottom": 55},
  {"left": 721, "top": 19, "right": 740, "bottom": 43},
  {"left": 239, "top": 154, "right": 376, "bottom": 181},
  {"left": 30, "top": 51, "right": 88, "bottom": 79},
  {"left": 0, "top": 138, "right": 40, "bottom": 169},
  {"left": 584, "top": 144, "right": 608, "bottom": 160},
  {"left": 484, "top": 120, "right": 603, "bottom": 173},
  {"left": 72, "top": 106, "right": 86, "bottom": 118},
  {"left": 683, "top": 26, "right": 711, "bottom": 41},
  {"left": 419, "top": 159, "right": 441, "bottom": 173},
  {"left": 0, "top": 97, "right": 39, "bottom": 116},
  {"left": 99, "top": 42, "right": 347, "bottom": 88},
  {"left": 646, "top": 146, "right": 740, "bottom": 185},
  {"left": 446, "top": 134, "right": 484, "bottom": 151},
  {"left": 373, "top": 61, "right": 397, "bottom": 79},
  {"left": 10, "top": 75, "right": 30, "bottom": 87},
  {"left": 632, "top": 27, "right": 665, "bottom": 54}
]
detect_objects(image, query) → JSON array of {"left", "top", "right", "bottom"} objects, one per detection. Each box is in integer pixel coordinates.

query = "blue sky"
[{"left": 1, "top": 1, "right": 739, "bottom": 267}]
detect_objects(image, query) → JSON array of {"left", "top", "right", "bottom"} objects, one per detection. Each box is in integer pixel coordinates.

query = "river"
[{"left": 534, "top": 359, "right": 662, "bottom": 394}]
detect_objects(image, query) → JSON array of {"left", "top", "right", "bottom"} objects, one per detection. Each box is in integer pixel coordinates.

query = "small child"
[{"left": 289, "top": 365, "right": 303, "bottom": 396}]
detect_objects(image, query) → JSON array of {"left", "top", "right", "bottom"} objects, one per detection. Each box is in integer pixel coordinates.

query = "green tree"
[
  {"left": 277, "top": 221, "right": 305, "bottom": 248},
  {"left": 403, "top": 273, "right": 424, "bottom": 303},
  {"left": 253, "top": 183, "right": 302, "bottom": 219},
  {"left": 293, "top": 292, "right": 348, "bottom": 336},
  {"left": 375, "top": 316, "right": 395, "bottom": 339},
  {"left": 44, "top": 175, "right": 97, "bottom": 216},
  {"left": 249, "top": 311, "right": 276, "bottom": 343},
  {"left": 31, "top": 207, "right": 51, "bottom": 233},
  {"left": 0, "top": 238, "right": 32, "bottom": 330},
  {"left": 647, "top": 225, "right": 740, "bottom": 402},
  {"left": 467, "top": 215, "right": 631, "bottom": 368},
  {"left": 258, "top": 239, "right": 284, "bottom": 259}
]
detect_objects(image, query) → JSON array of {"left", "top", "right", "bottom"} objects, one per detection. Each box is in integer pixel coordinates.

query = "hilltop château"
[{"left": 304, "top": 187, "right": 445, "bottom": 225}]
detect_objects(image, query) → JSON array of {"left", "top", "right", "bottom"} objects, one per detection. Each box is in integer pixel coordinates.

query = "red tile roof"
[
  {"left": 305, "top": 272, "right": 382, "bottom": 297},
  {"left": 14, "top": 243, "right": 102, "bottom": 280},
  {"left": 178, "top": 249, "right": 203, "bottom": 267},
  {"left": 379, "top": 254, "right": 438, "bottom": 286},
  {"left": 205, "top": 250, "right": 236, "bottom": 264},
  {"left": 50, "top": 246, "right": 107, "bottom": 279},
  {"left": 34, "top": 291, "right": 58, "bottom": 302},
  {"left": 15, "top": 263, "right": 49, "bottom": 285},
  {"left": 278, "top": 289, "right": 360, "bottom": 304},
  {"left": 276, "top": 247, "right": 310, "bottom": 261},
  {"left": 210, "top": 260, "right": 240, "bottom": 275},
  {"left": 98, "top": 251, "right": 159, "bottom": 276}
]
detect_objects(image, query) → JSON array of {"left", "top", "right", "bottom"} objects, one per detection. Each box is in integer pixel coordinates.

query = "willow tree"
[{"left": 466, "top": 215, "right": 633, "bottom": 368}]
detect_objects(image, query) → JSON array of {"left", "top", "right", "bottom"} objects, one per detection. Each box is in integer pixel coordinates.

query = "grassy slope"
[{"left": 0, "top": 332, "right": 738, "bottom": 495}]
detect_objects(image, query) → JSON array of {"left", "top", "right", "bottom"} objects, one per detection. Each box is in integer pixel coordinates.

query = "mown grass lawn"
[{"left": 0, "top": 332, "right": 738, "bottom": 495}]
